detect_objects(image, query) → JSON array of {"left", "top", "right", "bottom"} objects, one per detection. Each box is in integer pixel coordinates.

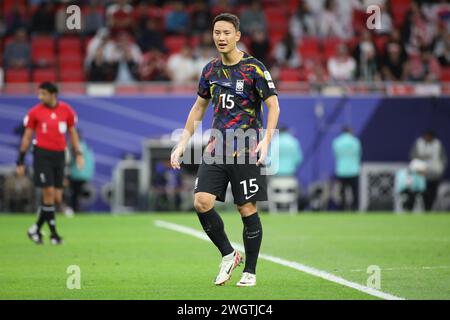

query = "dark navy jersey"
[{"left": 197, "top": 52, "right": 278, "bottom": 132}]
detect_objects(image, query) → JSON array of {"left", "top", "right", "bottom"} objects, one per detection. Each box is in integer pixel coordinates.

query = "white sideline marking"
[{"left": 155, "top": 220, "right": 405, "bottom": 300}]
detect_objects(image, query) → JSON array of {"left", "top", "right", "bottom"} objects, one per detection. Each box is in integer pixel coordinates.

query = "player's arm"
[
  {"left": 69, "top": 127, "right": 84, "bottom": 169},
  {"left": 171, "top": 96, "right": 210, "bottom": 169},
  {"left": 16, "top": 127, "right": 34, "bottom": 176},
  {"left": 256, "top": 95, "right": 280, "bottom": 166}
]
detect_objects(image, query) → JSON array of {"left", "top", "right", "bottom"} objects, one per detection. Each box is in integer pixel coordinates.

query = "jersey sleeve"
[
  {"left": 197, "top": 63, "right": 212, "bottom": 99},
  {"left": 67, "top": 106, "right": 77, "bottom": 128},
  {"left": 23, "top": 109, "right": 37, "bottom": 130},
  {"left": 254, "top": 61, "right": 278, "bottom": 100}
]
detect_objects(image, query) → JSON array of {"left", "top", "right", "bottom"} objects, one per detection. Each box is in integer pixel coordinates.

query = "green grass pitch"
[{"left": 0, "top": 213, "right": 449, "bottom": 300}]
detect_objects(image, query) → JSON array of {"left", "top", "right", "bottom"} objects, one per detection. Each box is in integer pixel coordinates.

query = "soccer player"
[
  {"left": 16, "top": 82, "right": 84, "bottom": 245},
  {"left": 171, "top": 13, "right": 280, "bottom": 287}
]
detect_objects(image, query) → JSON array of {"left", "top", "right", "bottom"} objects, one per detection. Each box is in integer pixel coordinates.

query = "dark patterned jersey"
[{"left": 197, "top": 52, "right": 278, "bottom": 156}]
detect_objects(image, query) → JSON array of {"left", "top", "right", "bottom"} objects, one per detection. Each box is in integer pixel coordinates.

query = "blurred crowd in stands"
[{"left": 1, "top": 0, "right": 450, "bottom": 85}]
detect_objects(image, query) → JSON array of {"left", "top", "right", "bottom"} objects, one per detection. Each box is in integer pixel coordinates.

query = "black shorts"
[
  {"left": 33, "top": 147, "right": 65, "bottom": 188},
  {"left": 194, "top": 157, "right": 267, "bottom": 205}
]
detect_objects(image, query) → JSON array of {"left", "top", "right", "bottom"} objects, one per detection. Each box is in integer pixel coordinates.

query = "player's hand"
[
  {"left": 255, "top": 139, "right": 269, "bottom": 167},
  {"left": 170, "top": 145, "right": 185, "bottom": 170},
  {"left": 76, "top": 154, "right": 85, "bottom": 170},
  {"left": 16, "top": 165, "right": 25, "bottom": 177}
]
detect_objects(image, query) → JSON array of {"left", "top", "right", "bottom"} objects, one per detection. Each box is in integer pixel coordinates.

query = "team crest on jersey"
[{"left": 236, "top": 80, "right": 244, "bottom": 93}]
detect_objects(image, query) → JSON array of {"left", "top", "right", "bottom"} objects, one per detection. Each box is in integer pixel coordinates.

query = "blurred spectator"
[
  {"left": 5, "top": 3, "right": 28, "bottom": 36},
  {"left": 0, "top": 66, "right": 4, "bottom": 89},
  {"left": 395, "top": 159, "right": 427, "bottom": 212},
  {"left": 383, "top": 29, "right": 408, "bottom": 61},
  {"left": 30, "top": 1, "right": 56, "bottom": 34},
  {"left": 138, "top": 20, "right": 166, "bottom": 53},
  {"left": 273, "top": 32, "right": 301, "bottom": 68},
  {"left": 239, "top": 0, "right": 267, "bottom": 36},
  {"left": 289, "top": 0, "right": 317, "bottom": 42},
  {"left": 372, "top": 1, "right": 393, "bottom": 36},
  {"left": 3, "top": 171, "right": 34, "bottom": 213},
  {"left": 105, "top": 33, "right": 142, "bottom": 83},
  {"left": 88, "top": 46, "right": 113, "bottom": 82},
  {"left": 139, "top": 49, "right": 169, "bottom": 81},
  {"left": 434, "top": 28, "right": 450, "bottom": 67},
  {"left": 191, "top": 0, "right": 212, "bottom": 34},
  {"left": 210, "top": 0, "right": 235, "bottom": 17},
  {"left": 0, "top": 14, "right": 6, "bottom": 38},
  {"left": 410, "top": 130, "right": 448, "bottom": 211},
  {"left": 402, "top": 1, "right": 437, "bottom": 55},
  {"left": 327, "top": 44, "right": 356, "bottom": 81},
  {"left": 106, "top": 0, "right": 134, "bottom": 35},
  {"left": 165, "top": 1, "right": 190, "bottom": 35},
  {"left": 318, "top": 0, "right": 347, "bottom": 39},
  {"left": 304, "top": 59, "right": 330, "bottom": 84},
  {"left": 69, "top": 132, "right": 95, "bottom": 213},
  {"left": 3, "top": 28, "right": 31, "bottom": 70},
  {"left": 353, "top": 30, "right": 380, "bottom": 81},
  {"left": 167, "top": 45, "right": 197, "bottom": 84},
  {"left": 152, "top": 160, "right": 182, "bottom": 211},
  {"left": 85, "top": 28, "right": 111, "bottom": 70},
  {"left": 250, "top": 29, "right": 270, "bottom": 66},
  {"left": 83, "top": 1, "right": 105, "bottom": 36},
  {"left": 405, "top": 47, "right": 441, "bottom": 82},
  {"left": 381, "top": 36, "right": 407, "bottom": 81},
  {"left": 332, "top": 126, "right": 362, "bottom": 211},
  {"left": 271, "top": 126, "right": 303, "bottom": 177},
  {"left": 194, "top": 31, "right": 216, "bottom": 77}
]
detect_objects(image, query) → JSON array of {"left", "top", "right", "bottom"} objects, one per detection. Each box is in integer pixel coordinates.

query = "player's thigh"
[
  {"left": 194, "top": 162, "right": 229, "bottom": 203},
  {"left": 228, "top": 163, "right": 267, "bottom": 205}
]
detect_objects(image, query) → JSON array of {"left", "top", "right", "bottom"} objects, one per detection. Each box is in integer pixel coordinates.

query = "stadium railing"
[{"left": 1, "top": 82, "right": 450, "bottom": 96}]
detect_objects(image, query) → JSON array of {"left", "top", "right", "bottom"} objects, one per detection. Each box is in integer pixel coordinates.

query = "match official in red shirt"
[{"left": 16, "top": 82, "right": 84, "bottom": 245}]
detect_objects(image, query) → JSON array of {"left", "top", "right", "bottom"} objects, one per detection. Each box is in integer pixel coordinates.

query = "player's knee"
[
  {"left": 237, "top": 202, "right": 257, "bottom": 216},
  {"left": 194, "top": 195, "right": 214, "bottom": 213},
  {"left": 42, "top": 188, "right": 55, "bottom": 204}
]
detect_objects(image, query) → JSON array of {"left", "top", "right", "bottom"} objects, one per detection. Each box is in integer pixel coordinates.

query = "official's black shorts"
[
  {"left": 194, "top": 157, "right": 267, "bottom": 205},
  {"left": 33, "top": 147, "right": 65, "bottom": 188}
]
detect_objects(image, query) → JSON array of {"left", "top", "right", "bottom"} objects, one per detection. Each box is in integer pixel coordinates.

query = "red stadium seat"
[
  {"left": 31, "top": 36, "right": 56, "bottom": 66},
  {"left": 60, "top": 69, "right": 85, "bottom": 82},
  {"left": 58, "top": 37, "right": 82, "bottom": 54},
  {"left": 164, "top": 35, "right": 188, "bottom": 54},
  {"left": 323, "top": 38, "right": 344, "bottom": 59},
  {"left": 279, "top": 68, "right": 301, "bottom": 82},
  {"left": 32, "top": 68, "right": 57, "bottom": 83},
  {"left": 441, "top": 67, "right": 450, "bottom": 82},
  {"left": 3, "top": 0, "right": 26, "bottom": 13},
  {"left": 298, "top": 37, "right": 320, "bottom": 62},
  {"left": 5, "top": 68, "right": 30, "bottom": 83},
  {"left": 59, "top": 53, "right": 83, "bottom": 67}
]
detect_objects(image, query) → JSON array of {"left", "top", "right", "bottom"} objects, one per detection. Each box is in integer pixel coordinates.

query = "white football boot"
[
  {"left": 236, "top": 272, "right": 256, "bottom": 287},
  {"left": 214, "top": 250, "right": 243, "bottom": 286}
]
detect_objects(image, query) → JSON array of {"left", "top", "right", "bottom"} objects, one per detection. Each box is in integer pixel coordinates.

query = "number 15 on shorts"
[{"left": 240, "top": 178, "right": 259, "bottom": 200}]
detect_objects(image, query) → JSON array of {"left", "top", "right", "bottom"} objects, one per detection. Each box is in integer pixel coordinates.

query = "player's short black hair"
[
  {"left": 213, "top": 13, "right": 240, "bottom": 31},
  {"left": 39, "top": 82, "right": 58, "bottom": 95}
]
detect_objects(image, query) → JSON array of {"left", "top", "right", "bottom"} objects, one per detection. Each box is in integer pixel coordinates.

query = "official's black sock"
[
  {"left": 242, "top": 212, "right": 263, "bottom": 274},
  {"left": 41, "top": 204, "right": 58, "bottom": 236},
  {"left": 197, "top": 208, "right": 234, "bottom": 257},
  {"left": 34, "top": 205, "right": 47, "bottom": 232}
]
